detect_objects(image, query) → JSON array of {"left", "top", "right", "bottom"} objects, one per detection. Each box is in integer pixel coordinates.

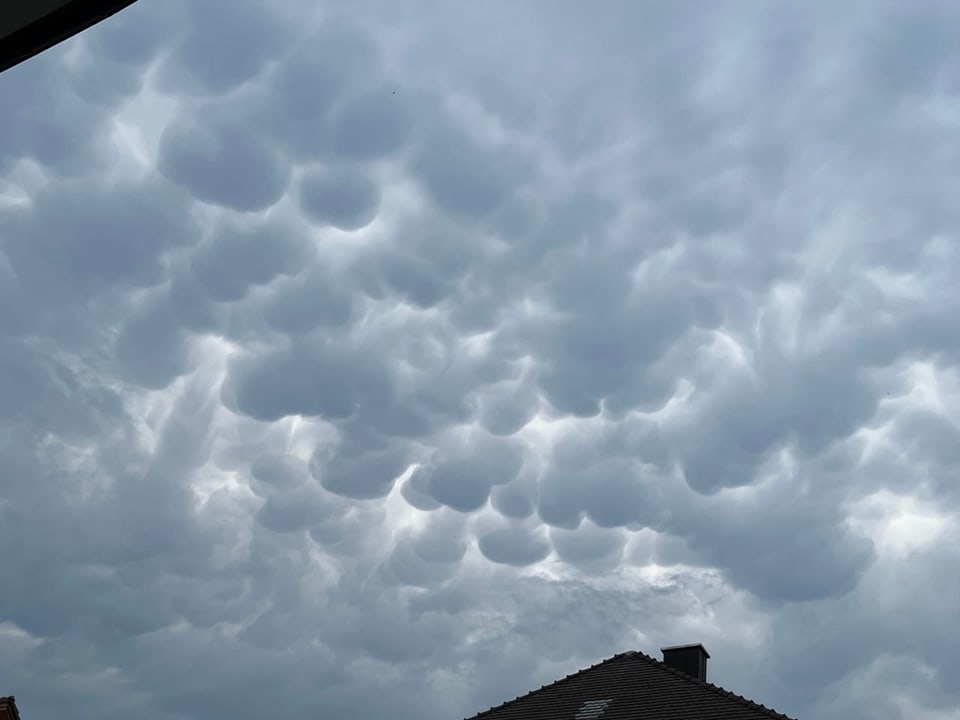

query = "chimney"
[{"left": 660, "top": 643, "right": 710, "bottom": 682}]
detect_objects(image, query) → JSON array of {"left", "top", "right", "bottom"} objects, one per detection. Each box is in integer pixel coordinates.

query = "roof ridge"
[
  {"left": 630, "top": 651, "right": 798, "bottom": 720},
  {"left": 462, "top": 652, "right": 636, "bottom": 720}
]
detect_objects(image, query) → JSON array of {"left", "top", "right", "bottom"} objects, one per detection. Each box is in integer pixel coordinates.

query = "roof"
[
  {"left": 0, "top": 0, "right": 139, "bottom": 75},
  {"left": 0, "top": 696, "right": 21, "bottom": 720},
  {"left": 464, "top": 651, "right": 797, "bottom": 720}
]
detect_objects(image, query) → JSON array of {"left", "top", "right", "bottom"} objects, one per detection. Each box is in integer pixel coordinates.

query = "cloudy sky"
[{"left": 2, "top": 1, "right": 960, "bottom": 718}]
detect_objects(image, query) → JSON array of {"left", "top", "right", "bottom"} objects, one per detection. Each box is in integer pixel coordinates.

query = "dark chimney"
[{"left": 660, "top": 643, "right": 710, "bottom": 681}]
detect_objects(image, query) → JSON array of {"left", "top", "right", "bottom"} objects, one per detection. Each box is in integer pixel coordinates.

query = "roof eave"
[{"left": 0, "top": 0, "right": 139, "bottom": 74}]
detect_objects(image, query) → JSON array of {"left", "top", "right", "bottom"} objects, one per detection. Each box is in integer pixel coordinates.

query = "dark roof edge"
[
  {"left": 0, "top": 696, "right": 21, "bottom": 720},
  {"left": 462, "top": 651, "right": 799, "bottom": 720},
  {"left": 0, "top": 0, "right": 139, "bottom": 74}
]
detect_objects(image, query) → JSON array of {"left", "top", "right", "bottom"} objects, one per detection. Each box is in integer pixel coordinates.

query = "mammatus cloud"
[
  {"left": 2, "top": 1, "right": 960, "bottom": 720},
  {"left": 159, "top": 111, "right": 292, "bottom": 212},
  {"left": 298, "top": 167, "right": 381, "bottom": 231}
]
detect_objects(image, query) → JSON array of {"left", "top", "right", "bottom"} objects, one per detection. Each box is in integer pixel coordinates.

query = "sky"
[{"left": 1, "top": 1, "right": 960, "bottom": 718}]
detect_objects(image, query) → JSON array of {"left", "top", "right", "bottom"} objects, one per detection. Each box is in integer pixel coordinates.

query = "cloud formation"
[{"left": 2, "top": 2, "right": 960, "bottom": 720}]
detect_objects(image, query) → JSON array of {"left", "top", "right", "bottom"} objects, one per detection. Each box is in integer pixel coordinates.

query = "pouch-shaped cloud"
[
  {"left": 297, "top": 167, "right": 381, "bottom": 231},
  {"left": 477, "top": 378, "right": 539, "bottom": 437},
  {"left": 549, "top": 523, "right": 627, "bottom": 575},
  {"left": 250, "top": 453, "right": 311, "bottom": 491},
  {"left": 190, "top": 215, "right": 314, "bottom": 303},
  {"left": 326, "top": 87, "right": 413, "bottom": 161},
  {"left": 312, "top": 434, "right": 411, "bottom": 499},
  {"left": 386, "top": 510, "right": 467, "bottom": 587},
  {"left": 83, "top": 0, "right": 174, "bottom": 66},
  {"left": 3, "top": 175, "right": 196, "bottom": 302},
  {"left": 370, "top": 248, "right": 456, "bottom": 310},
  {"left": 477, "top": 525, "right": 551, "bottom": 567},
  {"left": 159, "top": 112, "right": 292, "bottom": 212},
  {"left": 411, "top": 120, "right": 532, "bottom": 220},
  {"left": 0, "top": 52, "right": 116, "bottom": 174},
  {"left": 400, "top": 468, "right": 443, "bottom": 511},
  {"left": 423, "top": 432, "right": 526, "bottom": 513},
  {"left": 115, "top": 296, "right": 196, "bottom": 390},
  {"left": 256, "top": 482, "right": 340, "bottom": 533},
  {"left": 225, "top": 341, "right": 390, "bottom": 423},
  {"left": 156, "top": 0, "right": 288, "bottom": 96},
  {"left": 259, "top": 19, "right": 382, "bottom": 158},
  {"left": 261, "top": 265, "right": 355, "bottom": 335},
  {"left": 490, "top": 470, "right": 538, "bottom": 520}
]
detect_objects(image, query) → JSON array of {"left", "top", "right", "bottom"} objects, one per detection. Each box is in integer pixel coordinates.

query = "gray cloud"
[
  {"left": 412, "top": 121, "right": 533, "bottom": 221},
  {"left": 158, "top": 110, "right": 291, "bottom": 212},
  {"left": 549, "top": 524, "right": 627, "bottom": 576},
  {"left": 190, "top": 214, "right": 314, "bottom": 302},
  {"left": 0, "top": 57, "right": 112, "bottom": 175},
  {"left": 312, "top": 428, "right": 411, "bottom": 499},
  {"left": 257, "top": 17, "right": 383, "bottom": 159},
  {"left": 156, "top": 0, "right": 289, "bottom": 96},
  {"left": 83, "top": 0, "right": 176, "bottom": 67},
  {"left": 114, "top": 293, "right": 197, "bottom": 389},
  {"left": 326, "top": 85, "right": 413, "bottom": 162},
  {"left": 386, "top": 511, "right": 467, "bottom": 588},
  {"left": 2, "top": 175, "right": 196, "bottom": 307},
  {"left": 261, "top": 264, "right": 355, "bottom": 334},
  {"left": 477, "top": 525, "right": 551, "bottom": 567},
  {"left": 297, "top": 167, "right": 381, "bottom": 231},
  {"left": 3, "top": 2, "right": 960, "bottom": 720},
  {"left": 423, "top": 431, "right": 526, "bottom": 513}
]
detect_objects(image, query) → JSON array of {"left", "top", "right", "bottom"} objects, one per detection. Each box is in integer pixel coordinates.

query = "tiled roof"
[
  {"left": 0, "top": 696, "right": 21, "bottom": 720},
  {"left": 464, "top": 651, "right": 797, "bottom": 720}
]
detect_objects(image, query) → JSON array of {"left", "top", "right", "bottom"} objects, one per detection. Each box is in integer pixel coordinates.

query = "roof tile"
[{"left": 464, "top": 651, "right": 797, "bottom": 720}]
